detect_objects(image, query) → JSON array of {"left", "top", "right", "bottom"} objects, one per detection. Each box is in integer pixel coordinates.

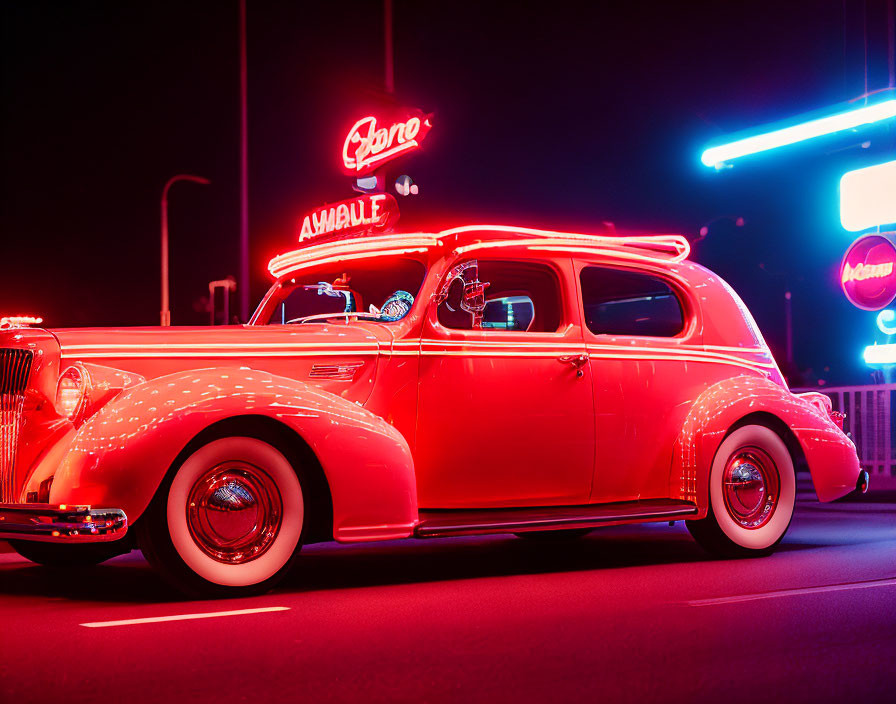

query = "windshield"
[{"left": 259, "top": 256, "right": 427, "bottom": 325}]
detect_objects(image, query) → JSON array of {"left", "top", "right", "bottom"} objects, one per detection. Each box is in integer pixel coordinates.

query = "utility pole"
[
  {"left": 889, "top": 0, "right": 895, "bottom": 89},
  {"left": 239, "top": 0, "right": 249, "bottom": 322},
  {"left": 384, "top": 0, "right": 394, "bottom": 94},
  {"left": 784, "top": 290, "right": 793, "bottom": 366}
]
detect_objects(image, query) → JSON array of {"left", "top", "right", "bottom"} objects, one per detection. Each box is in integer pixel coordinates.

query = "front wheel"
[
  {"left": 137, "top": 436, "right": 305, "bottom": 598},
  {"left": 687, "top": 424, "right": 795, "bottom": 558}
]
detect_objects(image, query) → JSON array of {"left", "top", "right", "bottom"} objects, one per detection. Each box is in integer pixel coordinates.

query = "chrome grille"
[{"left": 1, "top": 348, "right": 33, "bottom": 503}]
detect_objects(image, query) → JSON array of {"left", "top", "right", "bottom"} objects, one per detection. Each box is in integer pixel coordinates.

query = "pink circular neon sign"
[{"left": 840, "top": 234, "right": 896, "bottom": 311}]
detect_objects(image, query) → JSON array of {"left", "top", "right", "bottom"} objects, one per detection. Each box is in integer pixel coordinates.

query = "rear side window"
[{"left": 580, "top": 266, "right": 684, "bottom": 337}]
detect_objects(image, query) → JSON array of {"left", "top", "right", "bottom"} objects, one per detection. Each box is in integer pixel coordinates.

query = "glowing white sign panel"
[
  {"left": 864, "top": 343, "right": 896, "bottom": 365},
  {"left": 840, "top": 159, "right": 896, "bottom": 232}
]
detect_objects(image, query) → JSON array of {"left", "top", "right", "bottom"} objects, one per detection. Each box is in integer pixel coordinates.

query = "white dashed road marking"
[
  {"left": 80, "top": 606, "right": 290, "bottom": 627},
  {"left": 686, "top": 578, "right": 896, "bottom": 606}
]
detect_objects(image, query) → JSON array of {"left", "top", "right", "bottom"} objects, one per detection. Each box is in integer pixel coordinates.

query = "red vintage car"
[{"left": 0, "top": 225, "right": 866, "bottom": 596}]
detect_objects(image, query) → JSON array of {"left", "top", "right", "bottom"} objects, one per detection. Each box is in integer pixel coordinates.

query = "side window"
[
  {"left": 580, "top": 266, "right": 684, "bottom": 337},
  {"left": 482, "top": 296, "right": 535, "bottom": 331},
  {"left": 437, "top": 260, "right": 562, "bottom": 332}
]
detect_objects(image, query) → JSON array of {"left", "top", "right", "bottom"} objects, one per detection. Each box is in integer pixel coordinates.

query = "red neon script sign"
[
  {"left": 298, "top": 193, "right": 399, "bottom": 243},
  {"left": 840, "top": 234, "right": 896, "bottom": 310},
  {"left": 342, "top": 112, "right": 432, "bottom": 176}
]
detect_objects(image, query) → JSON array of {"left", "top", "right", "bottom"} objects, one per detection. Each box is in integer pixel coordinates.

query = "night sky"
[{"left": 2, "top": 0, "right": 894, "bottom": 385}]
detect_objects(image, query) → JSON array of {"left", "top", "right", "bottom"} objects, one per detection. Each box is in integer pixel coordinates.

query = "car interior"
[{"left": 437, "top": 259, "right": 562, "bottom": 332}]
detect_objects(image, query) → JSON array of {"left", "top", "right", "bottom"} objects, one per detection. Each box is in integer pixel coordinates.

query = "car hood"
[{"left": 50, "top": 323, "right": 389, "bottom": 406}]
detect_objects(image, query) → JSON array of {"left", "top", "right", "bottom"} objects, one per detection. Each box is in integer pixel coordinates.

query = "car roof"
[
  {"left": 267, "top": 225, "right": 692, "bottom": 281},
  {"left": 263, "top": 225, "right": 769, "bottom": 352}
]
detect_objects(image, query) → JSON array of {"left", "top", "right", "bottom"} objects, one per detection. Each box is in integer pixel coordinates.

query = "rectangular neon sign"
[
  {"left": 298, "top": 193, "right": 399, "bottom": 243},
  {"left": 840, "top": 159, "right": 896, "bottom": 232}
]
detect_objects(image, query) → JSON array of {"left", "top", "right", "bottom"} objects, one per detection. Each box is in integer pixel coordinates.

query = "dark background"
[{"left": 2, "top": 0, "right": 894, "bottom": 384}]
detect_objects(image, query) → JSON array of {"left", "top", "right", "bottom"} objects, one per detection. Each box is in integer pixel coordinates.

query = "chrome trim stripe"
[
  {"left": 61, "top": 342, "right": 378, "bottom": 350},
  {"left": 61, "top": 340, "right": 774, "bottom": 374},
  {"left": 62, "top": 349, "right": 380, "bottom": 359},
  {"left": 63, "top": 340, "right": 770, "bottom": 353},
  {"left": 416, "top": 351, "right": 770, "bottom": 374}
]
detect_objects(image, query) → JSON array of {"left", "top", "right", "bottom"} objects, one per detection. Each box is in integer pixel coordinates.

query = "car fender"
[
  {"left": 50, "top": 367, "right": 418, "bottom": 541},
  {"left": 672, "top": 375, "right": 861, "bottom": 509}
]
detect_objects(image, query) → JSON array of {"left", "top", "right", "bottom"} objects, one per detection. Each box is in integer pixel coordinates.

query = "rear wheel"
[
  {"left": 9, "top": 540, "right": 128, "bottom": 567},
  {"left": 137, "top": 436, "right": 305, "bottom": 598},
  {"left": 687, "top": 424, "right": 795, "bottom": 558}
]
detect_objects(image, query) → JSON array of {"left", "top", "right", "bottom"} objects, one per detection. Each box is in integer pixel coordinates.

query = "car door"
[
  {"left": 576, "top": 260, "right": 701, "bottom": 503},
  {"left": 414, "top": 256, "right": 595, "bottom": 509}
]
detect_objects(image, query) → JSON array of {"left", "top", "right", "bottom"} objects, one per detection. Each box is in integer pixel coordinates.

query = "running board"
[{"left": 414, "top": 499, "right": 698, "bottom": 538}]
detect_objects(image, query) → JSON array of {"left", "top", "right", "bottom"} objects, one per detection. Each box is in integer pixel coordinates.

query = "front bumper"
[
  {"left": 0, "top": 503, "right": 127, "bottom": 543},
  {"left": 856, "top": 469, "right": 870, "bottom": 494}
]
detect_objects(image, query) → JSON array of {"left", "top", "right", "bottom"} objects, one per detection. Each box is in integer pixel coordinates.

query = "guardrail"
[{"left": 798, "top": 384, "right": 895, "bottom": 481}]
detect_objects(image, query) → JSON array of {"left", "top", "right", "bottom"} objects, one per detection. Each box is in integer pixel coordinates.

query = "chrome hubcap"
[
  {"left": 722, "top": 446, "right": 779, "bottom": 529},
  {"left": 186, "top": 462, "right": 282, "bottom": 564}
]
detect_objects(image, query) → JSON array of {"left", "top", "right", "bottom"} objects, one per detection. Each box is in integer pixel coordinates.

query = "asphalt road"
[{"left": 1, "top": 483, "right": 894, "bottom": 704}]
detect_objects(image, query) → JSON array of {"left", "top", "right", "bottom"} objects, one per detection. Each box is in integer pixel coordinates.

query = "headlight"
[{"left": 56, "top": 366, "right": 88, "bottom": 421}]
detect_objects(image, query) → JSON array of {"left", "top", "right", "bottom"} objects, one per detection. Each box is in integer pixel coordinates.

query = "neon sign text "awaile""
[
  {"left": 342, "top": 114, "right": 432, "bottom": 176},
  {"left": 299, "top": 193, "right": 399, "bottom": 243}
]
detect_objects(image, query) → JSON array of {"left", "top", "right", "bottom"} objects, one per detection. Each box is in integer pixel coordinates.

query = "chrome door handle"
[
  {"left": 558, "top": 354, "right": 589, "bottom": 367},
  {"left": 558, "top": 354, "right": 589, "bottom": 377}
]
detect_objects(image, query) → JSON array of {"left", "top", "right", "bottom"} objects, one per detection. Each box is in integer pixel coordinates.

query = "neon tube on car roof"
[
  {"left": 453, "top": 239, "right": 690, "bottom": 264},
  {"left": 266, "top": 226, "right": 691, "bottom": 280},
  {"left": 267, "top": 234, "right": 441, "bottom": 279},
  {"left": 442, "top": 225, "right": 690, "bottom": 263}
]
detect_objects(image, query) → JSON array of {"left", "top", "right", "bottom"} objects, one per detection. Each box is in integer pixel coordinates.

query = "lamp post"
[
  {"left": 384, "top": 0, "right": 394, "bottom": 94},
  {"left": 161, "top": 174, "right": 210, "bottom": 326},
  {"left": 239, "top": 0, "right": 249, "bottom": 323}
]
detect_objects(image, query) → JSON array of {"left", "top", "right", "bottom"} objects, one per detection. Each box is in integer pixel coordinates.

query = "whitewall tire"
[
  {"left": 687, "top": 424, "right": 795, "bottom": 557},
  {"left": 139, "top": 435, "right": 305, "bottom": 597}
]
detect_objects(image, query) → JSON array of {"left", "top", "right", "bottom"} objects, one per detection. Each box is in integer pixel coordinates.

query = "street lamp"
[{"left": 161, "top": 174, "right": 210, "bottom": 326}]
